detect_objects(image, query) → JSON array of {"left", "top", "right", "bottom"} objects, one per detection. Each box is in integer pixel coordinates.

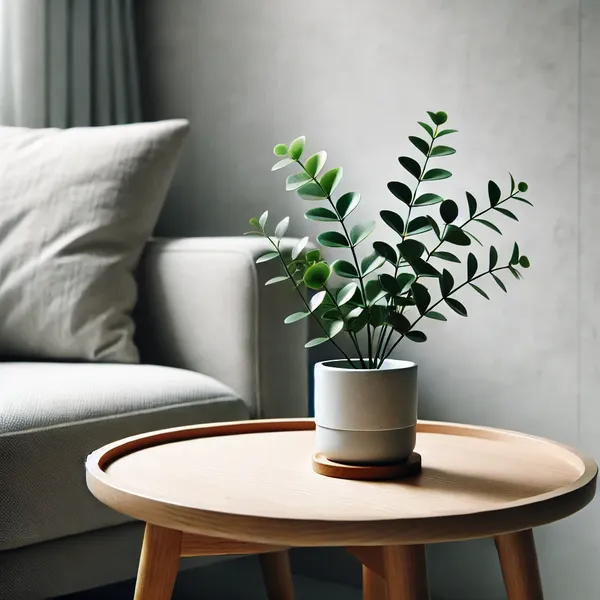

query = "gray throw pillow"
[{"left": 0, "top": 119, "right": 189, "bottom": 363}]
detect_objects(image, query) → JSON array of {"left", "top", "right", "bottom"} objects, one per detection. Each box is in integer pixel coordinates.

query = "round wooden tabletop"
[{"left": 86, "top": 419, "right": 597, "bottom": 547}]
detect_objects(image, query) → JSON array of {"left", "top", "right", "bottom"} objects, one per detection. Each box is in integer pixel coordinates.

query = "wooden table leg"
[
  {"left": 495, "top": 529, "right": 544, "bottom": 599},
  {"left": 363, "top": 564, "right": 388, "bottom": 600},
  {"left": 383, "top": 545, "right": 430, "bottom": 600},
  {"left": 259, "top": 550, "right": 295, "bottom": 600},
  {"left": 134, "top": 524, "right": 182, "bottom": 600}
]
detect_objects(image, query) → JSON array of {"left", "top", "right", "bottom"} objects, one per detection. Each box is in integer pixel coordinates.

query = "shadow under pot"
[{"left": 314, "top": 358, "right": 418, "bottom": 465}]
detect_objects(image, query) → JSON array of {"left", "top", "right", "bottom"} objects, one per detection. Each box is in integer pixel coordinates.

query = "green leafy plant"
[{"left": 246, "top": 111, "right": 532, "bottom": 369}]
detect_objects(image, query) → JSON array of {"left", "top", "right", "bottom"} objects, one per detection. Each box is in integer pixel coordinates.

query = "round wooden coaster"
[{"left": 312, "top": 451, "right": 422, "bottom": 481}]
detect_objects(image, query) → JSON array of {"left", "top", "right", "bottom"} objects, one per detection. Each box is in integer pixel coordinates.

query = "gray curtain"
[{"left": 0, "top": 0, "right": 141, "bottom": 128}]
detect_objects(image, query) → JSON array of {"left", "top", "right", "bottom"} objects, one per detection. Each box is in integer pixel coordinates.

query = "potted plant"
[{"left": 246, "top": 111, "right": 531, "bottom": 466}]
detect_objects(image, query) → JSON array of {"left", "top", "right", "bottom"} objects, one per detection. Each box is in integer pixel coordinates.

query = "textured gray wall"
[{"left": 138, "top": 1, "right": 599, "bottom": 598}]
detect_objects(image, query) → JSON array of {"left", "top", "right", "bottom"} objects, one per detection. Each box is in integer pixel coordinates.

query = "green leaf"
[
  {"left": 510, "top": 242, "right": 520, "bottom": 265},
  {"left": 369, "top": 305, "right": 387, "bottom": 328},
  {"left": 492, "top": 273, "right": 507, "bottom": 292},
  {"left": 366, "top": 279, "right": 387, "bottom": 305},
  {"left": 284, "top": 311, "right": 310, "bottom": 324},
  {"left": 519, "top": 256, "right": 531, "bottom": 268},
  {"left": 488, "top": 180, "right": 501, "bottom": 207},
  {"left": 337, "top": 282, "right": 359, "bottom": 306},
  {"left": 399, "top": 239, "right": 425, "bottom": 261},
  {"left": 432, "top": 251, "right": 460, "bottom": 263},
  {"left": 406, "top": 330, "right": 427, "bottom": 343},
  {"left": 373, "top": 241, "right": 397, "bottom": 264},
  {"left": 305, "top": 207, "right": 338, "bottom": 222},
  {"left": 350, "top": 220, "right": 376, "bottom": 246},
  {"left": 466, "top": 192, "right": 477, "bottom": 218},
  {"left": 272, "top": 157, "right": 294, "bottom": 171},
  {"left": 321, "top": 308, "right": 341, "bottom": 321},
  {"left": 510, "top": 173, "right": 516, "bottom": 194},
  {"left": 426, "top": 216, "right": 441, "bottom": 239},
  {"left": 346, "top": 307, "right": 364, "bottom": 320},
  {"left": 467, "top": 252, "right": 478, "bottom": 280},
  {"left": 470, "top": 283, "right": 489, "bottom": 299},
  {"left": 430, "top": 145, "right": 456, "bottom": 157},
  {"left": 436, "top": 128, "right": 458, "bottom": 138},
  {"left": 380, "top": 273, "right": 401, "bottom": 296},
  {"left": 286, "top": 172, "right": 311, "bottom": 191},
  {"left": 361, "top": 252, "right": 386, "bottom": 275},
  {"left": 327, "top": 320, "right": 344, "bottom": 338},
  {"left": 297, "top": 182, "right": 327, "bottom": 201},
  {"left": 320, "top": 167, "right": 343, "bottom": 195},
  {"left": 397, "top": 272, "right": 416, "bottom": 294},
  {"left": 266, "top": 275, "right": 289, "bottom": 285},
  {"left": 249, "top": 217, "right": 260, "bottom": 229},
  {"left": 256, "top": 252, "right": 278, "bottom": 264},
  {"left": 414, "top": 193, "right": 444, "bottom": 206},
  {"left": 243, "top": 230, "right": 263, "bottom": 236},
  {"left": 518, "top": 181, "right": 529, "bottom": 192},
  {"left": 332, "top": 259, "right": 359, "bottom": 278},
  {"left": 411, "top": 258, "right": 440, "bottom": 278},
  {"left": 275, "top": 216, "right": 290, "bottom": 239},
  {"left": 489, "top": 246, "right": 498, "bottom": 269},
  {"left": 304, "top": 151, "right": 327, "bottom": 177},
  {"left": 423, "top": 168, "right": 452, "bottom": 181},
  {"left": 347, "top": 309, "right": 369, "bottom": 333},
  {"left": 387, "top": 181, "right": 412, "bottom": 205},
  {"left": 288, "top": 136, "right": 305, "bottom": 160},
  {"left": 465, "top": 230, "right": 483, "bottom": 246},
  {"left": 317, "top": 231, "right": 349, "bottom": 248},
  {"left": 444, "top": 225, "right": 471, "bottom": 246},
  {"left": 514, "top": 196, "right": 534, "bottom": 207},
  {"left": 495, "top": 207, "right": 518, "bottom": 221},
  {"left": 259, "top": 210, "right": 268, "bottom": 229},
  {"left": 292, "top": 236, "right": 309, "bottom": 260},
  {"left": 273, "top": 143, "right": 288, "bottom": 156},
  {"left": 399, "top": 156, "right": 421, "bottom": 179},
  {"left": 475, "top": 219, "right": 502, "bottom": 234},
  {"left": 306, "top": 249, "right": 321, "bottom": 262},
  {"left": 425, "top": 310, "right": 447, "bottom": 321},
  {"left": 380, "top": 210, "right": 405, "bottom": 236},
  {"left": 445, "top": 297, "right": 468, "bottom": 317},
  {"left": 407, "top": 216, "right": 432, "bottom": 235},
  {"left": 409, "top": 136, "right": 430, "bottom": 156},
  {"left": 305, "top": 337, "right": 329, "bottom": 348},
  {"left": 440, "top": 199, "right": 459, "bottom": 224},
  {"left": 412, "top": 282, "right": 431, "bottom": 315},
  {"left": 389, "top": 312, "right": 411, "bottom": 334},
  {"left": 508, "top": 266, "right": 521, "bottom": 280},
  {"left": 428, "top": 110, "right": 448, "bottom": 125},
  {"left": 441, "top": 269, "right": 454, "bottom": 296},
  {"left": 418, "top": 121, "right": 434, "bottom": 137},
  {"left": 310, "top": 291, "right": 327, "bottom": 311},
  {"left": 303, "top": 262, "right": 331, "bottom": 289},
  {"left": 336, "top": 192, "right": 361, "bottom": 218}
]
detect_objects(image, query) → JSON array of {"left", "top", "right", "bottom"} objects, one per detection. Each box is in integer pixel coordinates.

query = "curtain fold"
[{"left": 0, "top": 0, "right": 141, "bottom": 128}]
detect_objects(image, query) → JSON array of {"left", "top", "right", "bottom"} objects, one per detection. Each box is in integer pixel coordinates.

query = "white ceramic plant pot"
[{"left": 314, "top": 358, "right": 418, "bottom": 465}]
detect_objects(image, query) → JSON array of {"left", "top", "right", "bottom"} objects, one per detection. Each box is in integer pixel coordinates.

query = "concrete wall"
[{"left": 137, "top": 1, "right": 599, "bottom": 598}]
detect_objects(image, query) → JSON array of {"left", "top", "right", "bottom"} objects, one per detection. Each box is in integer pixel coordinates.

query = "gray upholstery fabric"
[
  {"left": 0, "top": 362, "right": 249, "bottom": 552},
  {"left": 136, "top": 237, "right": 309, "bottom": 419}
]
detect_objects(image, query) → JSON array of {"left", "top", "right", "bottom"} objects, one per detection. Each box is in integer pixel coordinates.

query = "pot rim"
[{"left": 317, "top": 358, "right": 417, "bottom": 372}]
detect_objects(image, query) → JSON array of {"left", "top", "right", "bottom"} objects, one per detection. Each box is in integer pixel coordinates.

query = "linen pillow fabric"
[{"left": 0, "top": 120, "right": 189, "bottom": 363}]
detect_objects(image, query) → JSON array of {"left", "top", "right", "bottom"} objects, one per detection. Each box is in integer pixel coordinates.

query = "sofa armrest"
[{"left": 135, "top": 237, "right": 308, "bottom": 418}]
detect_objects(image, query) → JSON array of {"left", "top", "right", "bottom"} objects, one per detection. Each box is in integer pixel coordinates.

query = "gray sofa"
[{"left": 0, "top": 237, "right": 308, "bottom": 600}]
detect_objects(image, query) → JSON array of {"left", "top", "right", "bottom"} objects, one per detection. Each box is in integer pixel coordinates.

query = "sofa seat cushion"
[{"left": 0, "top": 362, "right": 250, "bottom": 551}]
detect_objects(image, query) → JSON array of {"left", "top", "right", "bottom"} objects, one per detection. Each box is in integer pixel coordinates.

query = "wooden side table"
[{"left": 86, "top": 419, "right": 596, "bottom": 600}]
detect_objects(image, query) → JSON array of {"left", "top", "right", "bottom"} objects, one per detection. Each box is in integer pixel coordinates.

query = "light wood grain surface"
[{"left": 86, "top": 419, "right": 596, "bottom": 547}]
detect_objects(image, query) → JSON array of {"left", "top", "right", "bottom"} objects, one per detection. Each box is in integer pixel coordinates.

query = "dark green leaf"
[
  {"left": 514, "top": 196, "right": 534, "bottom": 207},
  {"left": 509, "top": 173, "right": 516, "bottom": 194},
  {"left": 273, "top": 143, "right": 288, "bottom": 156},
  {"left": 428, "top": 110, "right": 448, "bottom": 125},
  {"left": 369, "top": 305, "right": 388, "bottom": 328},
  {"left": 399, "top": 156, "right": 421, "bottom": 179},
  {"left": 418, "top": 121, "right": 434, "bottom": 137},
  {"left": 291, "top": 236, "right": 309, "bottom": 259},
  {"left": 380, "top": 210, "right": 405, "bottom": 236},
  {"left": 508, "top": 266, "right": 521, "bottom": 280},
  {"left": 259, "top": 210, "right": 268, "bottom": 228},
  {"left": 305, "top": 337, "right": 329, "bottom": 348},
  {"left": 475, "top": 219, "right": 502, "bottom": 234},
  {"left": 337, "top": 282, "right": 358, "bottom": 306},
  {"left": 399, "top": 239, "right": 426, "bottom": 260},
  {"left": 387, "top": 181, "right": 412, "bottom": 205},
  {"left": 432, "top": 251, "right": 460, "bottom": 263},
  {"left": 492, "top": 273, "right": 507, "bottom": 292},
  {"left": 305, "top": 207, "right": 338, "bottom": 222},
  {"left": 495, "top": 207, "right": 518, "bottom": 221},
  {"left": 321, "top": 308, "right": 341, "bottom": 321},
  {"left": 275, "top": 216, "right": 290, "bottom": 239},
  {"left": 346, "top": 307, "right": 363, "bottom": 320},
  {"left": 347, "top": 309, "right": 369, "bottom": 333},
  {"left": 465, "top": 229, "right": 483, "bottom": 246},
  {"left": 423, "top": 168, "right": 452, "bottom": 181},
  {"left": 256, "top": 252, "right": 278, "bottom": 264},
  {"left": 303, "top": 262, "right": 331, "bottom": 289},
  {"left": 317, "top": 231, "right": 349, "bottom": 248},
  {"left": 249, "top": 217, "right": 260, "bottom": 229},
  {"left": 320, "top": 168, "right": 343, "bottom": 195},
  {"left": 373, "top": 241, "right": 397, "bottom": 264},
  {"left": 406, "top": 330, "right": 427, "bottom": 343},
  {"left": 309, "top": 290, "right": 327, "bottom": 311},
  {"left": 297, "top": 182, "right": 327, "bottom": 201},
  {"left": 379, "top": 273, "right": 401, "bottom": 295},
  {"left": 388, "top": 312, "right": 411, "bottom": 334},
  {"left": 306, "top": 249, "right": 321, "bottom": 262},
  {"left": 519, "top": 256, "right": 531, "bottom": 268},
  {"left": 272, "top": 157, "right": 294, "bottom": 171},
  {"left": 436, "top": 128, "right": 458, "bottom": 137},
  {"left": 366, "top": 279, "right": 387, "bottom": 305},
  {"left": 426, "top": 216, "right": 441, "bottom": 239},
  {"left": 284, "top": 311, "right": 310, "bottom": 324},
  {"left": 489, "top": 246, "right": 498, "bottom": 269},
  {"left": 407, "top": 216, "right": 432, "bottom": 235},
  {"left": 397, "top": 272, "right": 416, "bottom": 294},
  {"left": 409, "top": 136, "right": 430, "bottom": 156},
  {"left": 425, "top": 310, "right": 447, "bottom": 321},
  {"left": 304, "top": 151, "right": 327, "bottom": 177},
  {"left": 414, "top": 193, "right": 444, "bottom": 206},
  {"left": 445, "top": 297, "right": 468, "bottom": 316},
  {"left": 441, "top": 269, "right": 454, "bottom": 296},
  {"left": 332, "top": 259, "right": 359, "bottom": 278},
  {"left": 440, "top": 199, "right": 459, "bottom": 224},
  {"left": 411, "top": 258, "right": 440, "bottom": 278},
  {"left": 361, "top": 252, "right": 386, "bottom": 275},
  {"left": 336, "top": 192, "right": 361, "bottom": 217},
  {"left": 466, "top": 192, "right": 477, "bottom": 218},
  {"left": 288, "top": 136, "right": 305, "bottom": 160},
  {"left": 467, "top": 253, "right": 478, "bottom": 280},
  {"left": 444, "top": 225, "right": 471, "bottom": 246},
  {"left": 510, "top": 242, "right": 520, "bottom": 265},
  {"left": 518, "top": 181, "right": 529, "bottom": 192},
  {"left": 470, "top": 283, "right": 489, "bottom": 299},
  {"left": 286, "top": 172, "right": 311, "bottom": 191},
  {"left": 350, "top": 220, "right": 376, "bottom": 246},
  {"left": 266, "top": 275, "right": 289, "bottom": 285},
  {"left": 394, "top": 297, "right": 416, "bottom": 308},
  {"left": 412, "top": 282, "right": 431, "bottom": 315},
  {"left": 430, "top": 145, "right": 456, "bottom": 157},
  {"left": 488, "top": 180, "right": 501, "bottom": 206}
]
